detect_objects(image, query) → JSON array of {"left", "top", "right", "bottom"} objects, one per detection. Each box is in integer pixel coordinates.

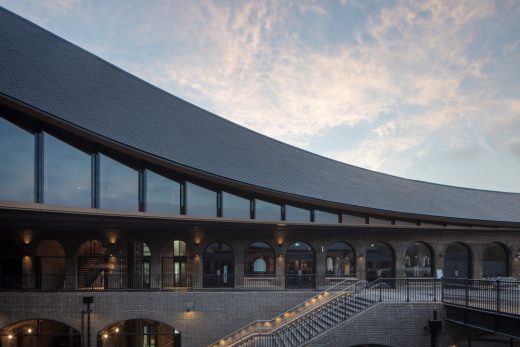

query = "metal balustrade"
[
  {"left": 211, "top": 278, "right": 441, "bottom": 347},
  {"left": 442, "top": 277, "right": 520, "bottom": 316},
  {"left": 0, "top": 274, "right": 358, "bottom": 292}
]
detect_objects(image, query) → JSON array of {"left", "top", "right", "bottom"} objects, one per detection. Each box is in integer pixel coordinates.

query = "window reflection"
[
  {"left": 255, "top": 199, "right": 281, "bottom": 221},
  {"left": 366, "top": 242, "right": 395, "bottom": 282},
  {"left": 0, "top": 116, "right": 34, "bottom": 202},
  {"left": 145, "top": 170, "right": 180, "bottom": 214},
  {"left": 483, "top": 243, "right": 508, "bottom": 278},
  {"left": 285, "top": 205, "right": 310, "bottom": 222},
  {"left": 99, "top": 154, "right": 138, "bottom": 211},
  {"left": 222, "top": 192, "right": 250, "bottom": 219},
  {"left": 314, "top": 210, "right": 338, "bottom": 224},
  {"left": 43, "top": 133, "right": 91, "bottom": 207},
  {"left": 185, "top": 182, "right": 216, "bottom": 217},
  {"left": 444, "top": 242, "right": 471, "bottom": 278}
]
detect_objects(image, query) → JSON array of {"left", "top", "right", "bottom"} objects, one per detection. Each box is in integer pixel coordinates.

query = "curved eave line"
[{"left": 2, "top": 95, "right": 519, "bottom": 228}]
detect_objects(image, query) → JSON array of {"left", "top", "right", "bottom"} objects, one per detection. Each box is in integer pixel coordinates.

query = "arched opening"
[
  {"left": 98, "top": 319, "right": 180, "bottom": 347},
  {"left": 286, "top": 242, "right": 316, "bottom": 289},
  {"left": 123, "top": 241, "right": 152, "bottom": 289},
  {"left": 77, "top": 240, "right": 109, "bottom": 289},
  {"left": 404, "top": 242, "right": 434, "bottom": 277},
  {"left": 162, "top": 240, "right": 189, "bottom": 289},
  {"left": 35, "top": 240, "right": 66, "bottom": 289},
  {"left": 326, "top": 242, "right": 356, "bottom": 277},
  {"left": 203, "top": 242, "right": 234, "bottom": 288},
  {"left": 483, "top": 243, "right": 509, "bottom": 278},
  {"left": 444, "top": 242, "right": 472, "bottom": 278},
  {"left": 1, "top": 319, "right": 80, "bottom": 346},
  {"left": 245, "top": 242, "right": 275, "bottom": 275},
  {"left": 0, "top": 241, "right": 23, "bottom": 289},
  {"left": 366, "top": 242, "right": 395, "bottom": 282}
]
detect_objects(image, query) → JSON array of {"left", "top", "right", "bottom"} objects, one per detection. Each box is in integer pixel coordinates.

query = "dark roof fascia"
[
  {"left": 2, "top": 94, "right": 520, "bottom": 229},
  {"left": 1, "top": 202, "right": 519, "bottom": 233}
]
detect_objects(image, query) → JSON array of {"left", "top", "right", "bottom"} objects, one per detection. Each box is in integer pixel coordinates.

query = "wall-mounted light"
[
  {"left": 7, "top": 334, "right": 13, "bottom": 340},
  {"left": 321, "top": 244, "right": 325, "bottom": 254},
  {"left": 185, "top": 301, "right": 194, "bottom": 312}
]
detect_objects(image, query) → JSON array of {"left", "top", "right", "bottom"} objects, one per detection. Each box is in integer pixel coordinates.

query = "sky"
[{"left": 1, "top": 0, "right": 519, "bottom": 192}]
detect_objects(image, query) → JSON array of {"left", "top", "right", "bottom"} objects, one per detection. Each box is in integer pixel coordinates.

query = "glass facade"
[
  {"left": 145, "top": 170, "right": 180, "bottom": 214},
  {"left": 99, "top": 154, "right": 138, "bottom": 211},
  {"left": 254, "top": 199, "right": 281, "bottom": 221},
  {"left": 222, "top": 192, "right": 250, "bottom": 219},
  {"left": 285, "top": 205, "right": 310, "bottom": 222},
  {"left": 43, "top": 133, "right": 91, "bottom": 207},
  {"left": 0, "top": 116, "right": 34, "bottom": 202},
  {"left": 314, "top": 210, "right": 338, "bottom": 224},
  {"left": 185, "top": 182, "right": 216, "bottom": 217}
]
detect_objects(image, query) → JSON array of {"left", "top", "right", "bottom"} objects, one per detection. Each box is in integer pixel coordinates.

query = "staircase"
[
  {"left": 211, "top": 278, "right": 441, "bottom": 347},
  {"left": 78, "top": 252, "right": 107, "bottom": 289}
]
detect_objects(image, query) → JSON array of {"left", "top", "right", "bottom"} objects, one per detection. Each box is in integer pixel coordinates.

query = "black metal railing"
[
  {"left": 0, "top": 274, "right": 359, "bottom": 291},
  {"left": 212, "top": 278, "right": 441, "bottom": 347},
  {"left": 442, "top": 277, "right": 520, "bottom": 316}
]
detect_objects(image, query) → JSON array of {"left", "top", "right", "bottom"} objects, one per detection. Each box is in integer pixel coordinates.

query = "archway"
[
  {"left": 326, "top": 242, "right": 356, "bottom": 277},
  {"left": 123, "top": 241, "right": 152, "bottom": 289},
  {"left": 36, "top": 240, "right": 66, "bottom": 289},
  {"left": 286, "top": 241, "right": 315, "bottom": 289},
  {"left": 98, "top": 319, "right": 180, "bottom": 347},
  {"left": 366, "top": 242, "right": 395, "bottom": 282},
  {"left": 1, "top": 319, "right": 80, "bottom": 346},
  {"left": 77, "top": 240, "right": 108, "bottom": 289},
  {"left": 483, "top": 243, "right": 509, "bottom": 278},
  {"left": 203, "top": 242, "right": 234, "bottom": 288},
  {"left": 162, "top": 240, "right": 189, "bottom": 288},
  {"left": 444, "top": 242, "right": 471, "bottom": 278},
  {"left": 245, "top": 241, "right": 275, "bottom": 275},
  {"left": 0, "top": 241, "right": 23, "bottom": 289},
  {"left": 404, "top": 242, "right": 433, "bottom": 277}
]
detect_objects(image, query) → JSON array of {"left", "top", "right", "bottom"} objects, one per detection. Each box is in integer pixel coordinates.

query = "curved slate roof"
[{"left": 1, "top": 7, "right": 519, "bottom": 224}]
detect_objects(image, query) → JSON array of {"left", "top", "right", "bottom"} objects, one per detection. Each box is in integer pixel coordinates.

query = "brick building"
[{"left": 0, "top": 7, "right": 519, "bottom": 347}]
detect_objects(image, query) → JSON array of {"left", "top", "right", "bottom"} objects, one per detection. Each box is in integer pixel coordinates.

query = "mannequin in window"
[
  {"left": 326, "top": 256, "right": 334, "bottom": 274},
  {"left": 404, "top": 255, "right": 411, "bottom": 267}
]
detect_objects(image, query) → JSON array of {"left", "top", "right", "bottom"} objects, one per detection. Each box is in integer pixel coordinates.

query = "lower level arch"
[{"left": 98, "top": 319, "right": 180, "bottom": 347}]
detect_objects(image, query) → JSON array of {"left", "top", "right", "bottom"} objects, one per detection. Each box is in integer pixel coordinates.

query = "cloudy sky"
[{"left": 1, "top": 0, "right": 519, "bottom": 192}]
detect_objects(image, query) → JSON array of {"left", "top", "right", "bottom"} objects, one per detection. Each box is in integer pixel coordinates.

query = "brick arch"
[
  {"left": 93, "top": 312, "right": 181, "bottom": 333},
  {"left": 0, "top": 314, "right": 81, "bottom": 332}
]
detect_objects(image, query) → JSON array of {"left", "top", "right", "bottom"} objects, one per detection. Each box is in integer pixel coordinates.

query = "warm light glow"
[
  {"left": 115, "top": 328, "right": 119, "bottom": 333},
  {"left": 7, "top": 334, "right": 13, "bottom": 340},
  {"left": 27, "top": 328, "right": 32, "bottom": 334},
  {"left": 106, "top": 231, "right": 118, "bottom": 245},
  {"left": 103, "top": 334, "right": 108, "bottom": 339},
  {"left": 22, "top": 230, "right": 32, "bottom": 244}
]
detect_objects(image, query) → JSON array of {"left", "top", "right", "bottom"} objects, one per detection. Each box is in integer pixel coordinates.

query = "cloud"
[{"left": 1, "top": 0, "right": 519, "bottom": 191}]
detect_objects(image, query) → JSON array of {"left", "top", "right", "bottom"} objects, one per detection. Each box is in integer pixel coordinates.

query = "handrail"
[
  {"left": 228, "top": 278, "right": 441, "bottom": 346},
  {"left": 242, "top": 280, "right": 378, "bottom": 345},
  {"left": 209, "top": 277, "right": 364, "bottom": 347}
]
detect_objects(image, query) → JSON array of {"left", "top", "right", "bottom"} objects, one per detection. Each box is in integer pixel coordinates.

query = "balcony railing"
[
  {"left": 442, "top": 277, "right": 520, "bottom": 316},
  {"left": 0, "top": 274, "right": 358, "bottom": 292}
]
